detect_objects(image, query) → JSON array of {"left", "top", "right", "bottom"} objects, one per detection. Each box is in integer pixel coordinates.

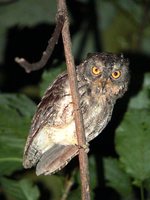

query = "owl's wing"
[
  {"left": 23, "top": 72, "right": 78, "bottom": 175},
  {"left": 24, "top": 72, "right": 67, "bottom": 153},
  {"left": 30, "top": 72, "right": 68, "bottom": 137}
]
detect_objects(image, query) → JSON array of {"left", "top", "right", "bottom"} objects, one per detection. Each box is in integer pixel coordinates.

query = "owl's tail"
[{"left": 35, "top": 144, "right": 79, "bottom": 175}]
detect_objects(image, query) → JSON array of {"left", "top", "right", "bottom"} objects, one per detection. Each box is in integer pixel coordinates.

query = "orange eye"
[
  {"left": 92, "top": 66, "right": 101, "bottom": 75},
  {"left": 111, "top": 71, "right": 121, "bottom": 79}
]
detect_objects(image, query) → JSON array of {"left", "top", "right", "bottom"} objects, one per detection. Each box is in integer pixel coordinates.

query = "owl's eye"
[
  {"left": 92, "top": 66, "right": 102, "bottom": 75},
  {"left": 111, "top": 71, "right": 121, "bottom": 79}
]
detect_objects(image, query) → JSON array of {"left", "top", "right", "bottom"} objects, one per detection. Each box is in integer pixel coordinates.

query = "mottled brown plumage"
[{"left": 23, "top": 52, "right": 129, "bottom": 175}]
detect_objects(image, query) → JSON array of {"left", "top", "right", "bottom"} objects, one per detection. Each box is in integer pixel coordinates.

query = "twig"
[
  {"left": 15, "top": 13, "right": 65, "bottom": 73},
  {"left": 61, "top": 179, "right": 74, "bottom": 200},
  {"left": 59, "top": 1, "right": 90, "bottom": 199}
]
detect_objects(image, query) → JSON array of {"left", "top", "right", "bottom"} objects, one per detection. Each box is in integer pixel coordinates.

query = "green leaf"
[
  {"left": 0, "top": 94, "right": 36, "bottom": 175},
  {"left": 72, "top": 31, "right": 96, "bottom": 60},
  {"left": 129, "top": 73, "right": 150, "bottom": 109},
  {"left": 39, "top": 64, "right": 66, "bottom": 97},
  {"left": 98, "top": 0, "right": 117, "bottom": 30},
  {"left": 102, "top": 11, "right": 138, "bottom": 52},
  {"left": 115, "top": 108, "right": 150, "bottom": 183},
  {"left": 1, "top": 178, "right": 40, "bottom": 200},
  {"left": 142, "top": 27, "right": 150, "bottom": 54},
  {"left": 103, "top": 157, "right": 133, "bottom": 199},
  {"left": 116, "top": 0, "right": 142, "bottom": 23},
  {"left": 0, "top": 0, "right": 56, "bottom": 27}
]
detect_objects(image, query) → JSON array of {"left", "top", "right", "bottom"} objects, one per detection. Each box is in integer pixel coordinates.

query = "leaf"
[
  {"left": 103, "top": 157, "right": 134, "bottom": 199},
  {"left": 39, "top": 64, "right": 66, "bottom": 97},
  {"left": 1, "top": 178, "right": 40, "bottom": 200},
  {"left": 0, "top": 94, "right": 36, "bottom": 175},
  {"left": 72, "top": 31, "right": 96, "bottom": 61},
  {"left": 102, "top": 11, "right": 138, "bottom": 52},
  {"left": 116, "top": 0, "right": 142, "bottom": 23},
  {"left": 115, "top": 108, "right": 150, "bottom": 184},
  {"left": 0, "top": 0, "right": 56, "bottom": 63},
  {"left": 99, "top": 0, "right": 143, "bottom": 53},
  {"left": 142, "top": 27, "right": 150, "bottom": 54},
  {"left": 0, "top": 0, "right": 56, "bottom": 27},
  {"left": 97, "top": 0, "right": 117, "bottom": 31},
  {"left": 128, "top": 73, "right": 150, "bottom": 109}
]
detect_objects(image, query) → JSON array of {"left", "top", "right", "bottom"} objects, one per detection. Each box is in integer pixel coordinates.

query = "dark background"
[{"left": 0, "top": 0, "right": 150, "bottom": 199}]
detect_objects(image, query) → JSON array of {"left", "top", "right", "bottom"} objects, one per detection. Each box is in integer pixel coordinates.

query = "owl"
[{"left": 23, "top": 52, "right": 129, "bottom": 176}]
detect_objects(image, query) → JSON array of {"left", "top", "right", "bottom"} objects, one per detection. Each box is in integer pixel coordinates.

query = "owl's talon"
[{"left": 76, "top": 143, "right": 89, "bottom": 153}]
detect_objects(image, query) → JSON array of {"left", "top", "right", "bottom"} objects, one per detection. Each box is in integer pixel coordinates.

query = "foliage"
[
  {"left": 0, "top": 0, "right": 150, "bottom": 200},
  {"left": 116, "top": 109, "right": 150, "bottom": 184},
  {"left": 104, "top": 72, "right": 150, "bottom": 199},
  {"left": 1, "top": 178, "right": 40, "bottom": 200},
  {"left": 0, "top": 94, "right": 36, "bottom": 176},
  {"left": 103, "top": 157, "right": 134, "bottom": 199}
]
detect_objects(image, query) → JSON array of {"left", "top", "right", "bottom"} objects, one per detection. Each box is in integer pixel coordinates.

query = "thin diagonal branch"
[
  {"left": 15, "top": 13, "right": 65, "bottom": 73},
  {"left": 61, "top": 178, "right": 74, "bottom": 200},
  {"left": 59, "top": 1, "right": 90, "bottom": 200}
]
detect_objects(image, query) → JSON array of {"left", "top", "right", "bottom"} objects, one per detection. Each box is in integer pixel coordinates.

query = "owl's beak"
[{"left": 101, "top": 79, "right": 107, "bottom": 94}]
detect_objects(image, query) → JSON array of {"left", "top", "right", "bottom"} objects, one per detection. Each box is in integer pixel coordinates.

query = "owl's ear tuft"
[{"left": 120, "top": 53, "right": 124, "bottom": 58}]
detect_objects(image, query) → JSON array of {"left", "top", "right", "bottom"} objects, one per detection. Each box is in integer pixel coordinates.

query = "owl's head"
[{"left": 79, "top": 52, "right": 130, "bottom": 100}]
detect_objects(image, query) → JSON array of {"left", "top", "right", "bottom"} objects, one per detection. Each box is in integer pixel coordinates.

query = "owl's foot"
[{"left": 76, "top": 143, "right": 89, "bottom": 153}]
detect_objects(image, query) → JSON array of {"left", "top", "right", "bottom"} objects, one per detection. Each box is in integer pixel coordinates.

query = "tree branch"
[
  {"left": 16, "top": 0, "right": 91, "bottom": 198},
  {"left": 59, "top": 1, "right": 90, "bottom": 199},
  {"left": 15, "top": 12, "right": 65, "bottom": 73}
]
